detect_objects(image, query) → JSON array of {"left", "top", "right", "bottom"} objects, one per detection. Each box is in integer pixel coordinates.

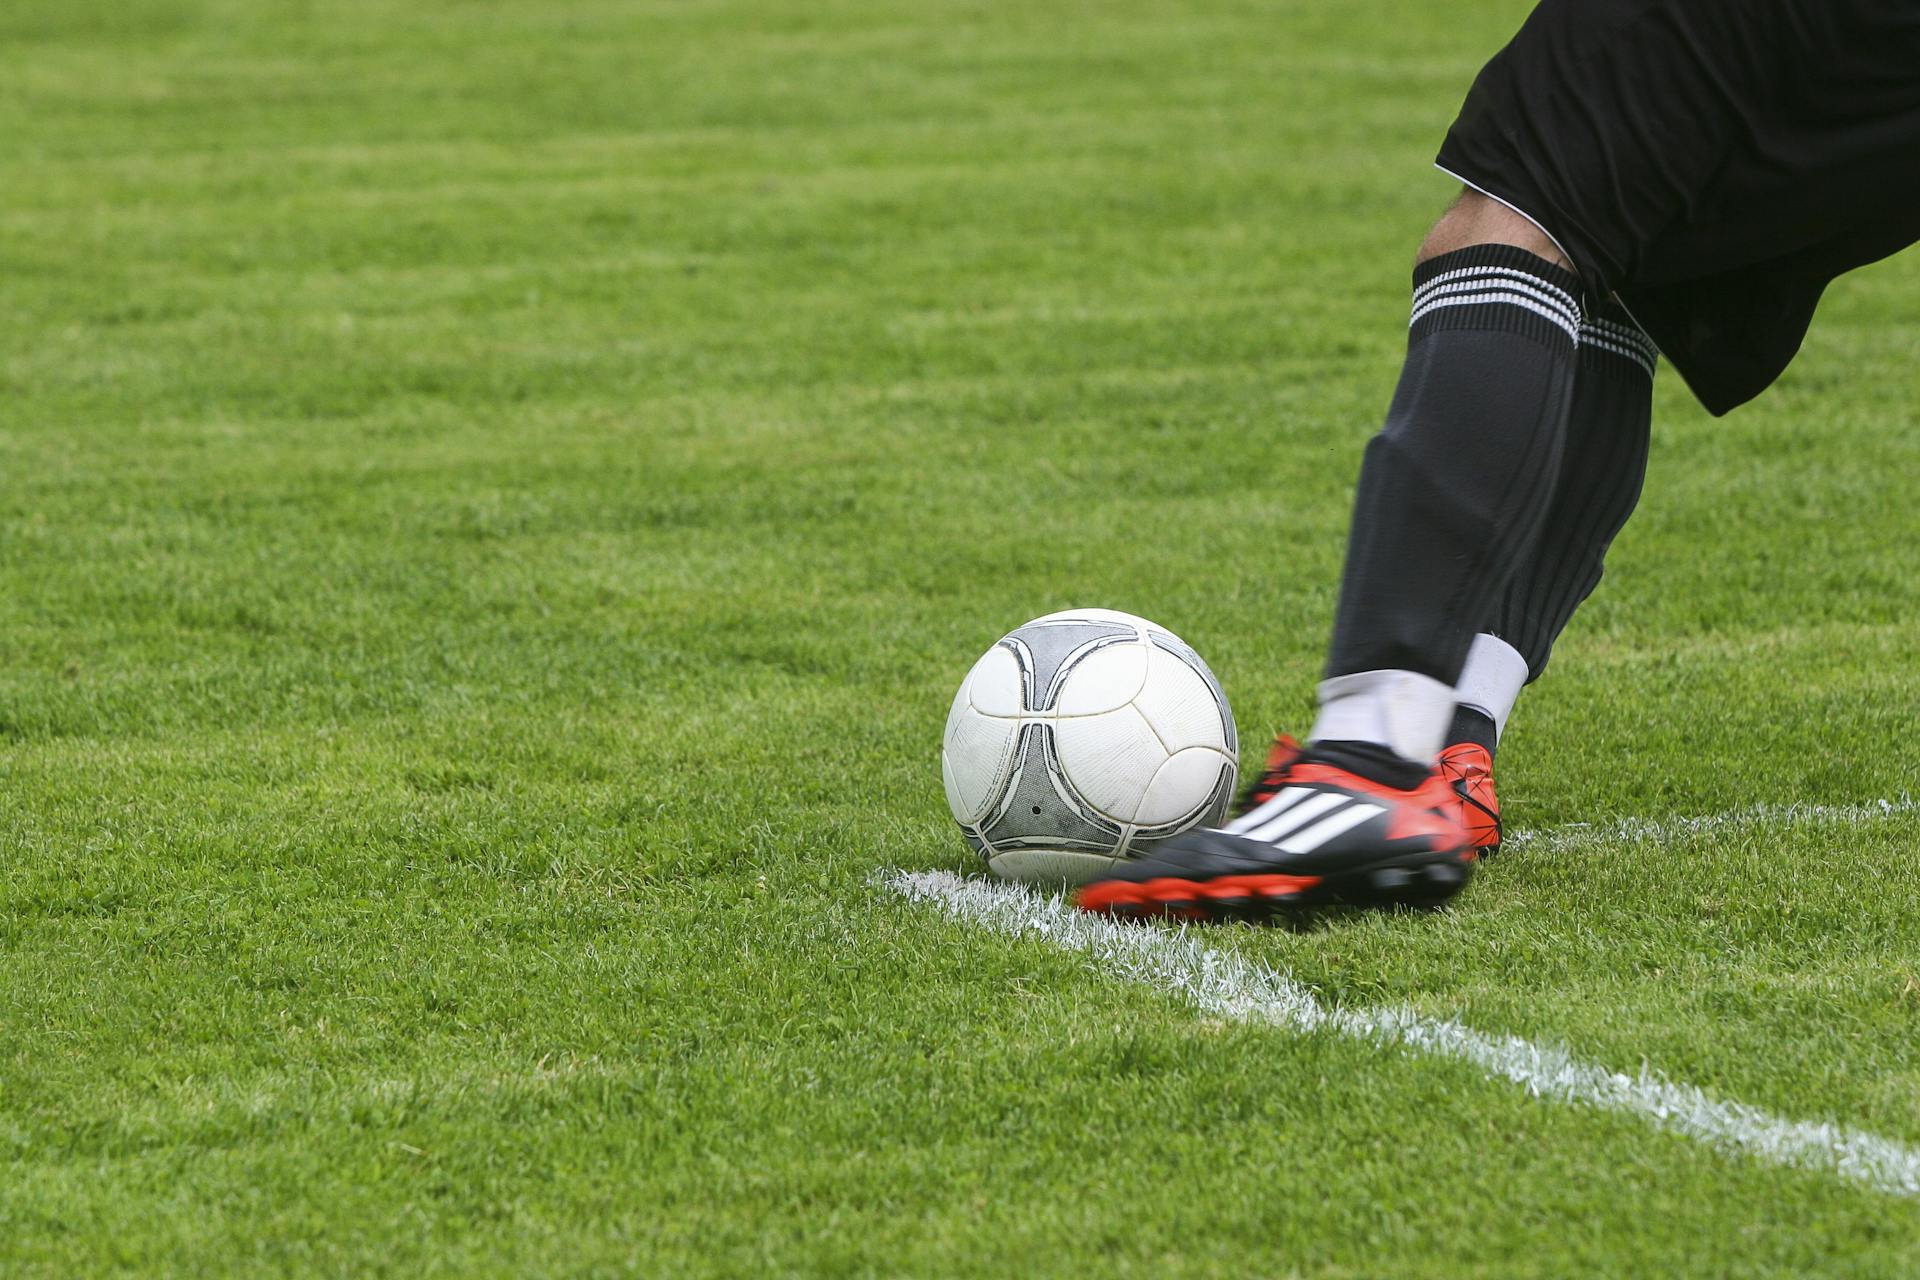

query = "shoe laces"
[{"left": 1437, "top": 745, "right": 1501, "bottom": 841}]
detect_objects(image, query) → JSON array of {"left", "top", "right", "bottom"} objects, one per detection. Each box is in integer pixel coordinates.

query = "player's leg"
[
  {"left": 1078, "top": 0, "right": 1920, "bottom": 921},
  {"left": 1307, "top": 192, "right": 1580, "bottom": 780},
  {"left": 1414, "top": 191, "right": 1566, "bottom": 268},
  {"left": 1453, "top": 299, "right": 1656, "bottom": 749},
  {"left": 1075, "top": 194, "right": 1581, "bottom": 918},
  {"left": 1440, "top": 300, "right": 1658, "bottom": 850}
]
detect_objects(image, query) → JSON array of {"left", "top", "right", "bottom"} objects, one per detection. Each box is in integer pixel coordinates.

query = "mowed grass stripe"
[{"left": 3, "top": 0, "right": 1917, "bottom": 1272}]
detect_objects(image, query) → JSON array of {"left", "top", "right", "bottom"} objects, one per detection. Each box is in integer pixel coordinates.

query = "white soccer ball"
[{"left": 941, "top": 608, "right": 1238, "bottom": 885}]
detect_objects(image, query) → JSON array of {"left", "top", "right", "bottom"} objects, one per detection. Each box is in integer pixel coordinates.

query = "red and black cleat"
[
  {"left": 1437, "top": 741, "right": 1501, "bottom": 857},
  {"left": 1231, "top": 733, "right": 1307, "bottom": 818},
  {"left": 1075, "top": 736, "right": 1474, "bottom": 921}
]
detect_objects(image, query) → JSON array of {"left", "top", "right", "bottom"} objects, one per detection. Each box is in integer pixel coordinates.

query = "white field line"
[
  {"left": 881, "top": 867, "right": 1920, "bottom": 1199},
  {"left": 1505, "top": 795, "right": 1919, "bottom": 855}
]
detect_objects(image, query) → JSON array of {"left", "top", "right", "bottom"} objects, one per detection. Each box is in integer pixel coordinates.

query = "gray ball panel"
[
  {"left": 960, "top": 827, "right": 990, "bottom": 862},
  {"left": 999, "top": 620, "right": 1136, "bottom": 712},
  {"left": 1200, "top": 756, "right": 1238, "bottom": 827},
  {"left": 978, "top": 722, "right": 1123, "bottom": 852}
]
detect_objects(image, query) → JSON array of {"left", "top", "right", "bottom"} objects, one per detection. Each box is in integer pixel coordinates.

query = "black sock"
[
  {"left": 1445, "top": 705, "right": 1499, "bottom": 757},
  {"left": 1301, "top": 739, "right": 1431, "bottom": 790},
  {"left": 1492, "top": 301, "right": 1656, "bottom": 677},
  {"left": 1325, "top": 245, "right": 1582, "bottom": 686}
]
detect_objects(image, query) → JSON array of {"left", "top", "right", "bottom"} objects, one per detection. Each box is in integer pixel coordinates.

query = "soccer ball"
[{"left": 941, "top": 608, "right": 1238, "bottom": 885}]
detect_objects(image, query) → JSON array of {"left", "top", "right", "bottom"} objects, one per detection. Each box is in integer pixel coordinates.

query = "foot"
[
  {"left": 1249, "top": 736, "right": 1500, "bottom": 856},
  {"left": 1437, "top": 741, "right": 1501, "bottom": 856},
  {"left": 1231, "top": 733, "right": 1306, "bottom": 818},
  {"left": 1075, "top": 739, "right": 1474, "bottom": 921}
]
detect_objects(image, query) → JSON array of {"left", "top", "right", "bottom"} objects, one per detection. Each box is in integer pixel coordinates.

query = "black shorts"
[{"left": 1435, "top": 0, "right": 1920, "bottom": 414}]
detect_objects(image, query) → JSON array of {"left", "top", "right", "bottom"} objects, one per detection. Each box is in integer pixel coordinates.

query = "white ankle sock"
[
  {"left": 1309, "top": 669, "right": 1455, "bottom": 764},
  {"left": 1453, "top": 632, "right": 1529, "bottom": 740}
]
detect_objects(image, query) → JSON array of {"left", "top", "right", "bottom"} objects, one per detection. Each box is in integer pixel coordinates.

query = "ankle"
[
  {"left": 1300, "top": 739, "right": 1432, "bottom": 790},
  {"left": 1309, "top": 668, "right": 1454, "bottom": 764},
  {"left": 1445, "top": 705, "right": 1499, "bottom": 758}
]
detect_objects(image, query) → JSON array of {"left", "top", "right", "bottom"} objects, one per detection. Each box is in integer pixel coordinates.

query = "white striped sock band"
[
  {"left": 1580, "top": 315, "right": 1660, "bottom": 376},
  {"left": 1412, "top": 264, "right": 1581, "bottom": 316},
  {"left": 1408, "top": 263, "right": 1582, "bottom": 341}
]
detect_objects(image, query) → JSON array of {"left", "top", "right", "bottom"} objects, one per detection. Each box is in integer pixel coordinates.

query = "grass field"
[{"left": 4, "top": 0, "right": 1919, "bottom": 1274}]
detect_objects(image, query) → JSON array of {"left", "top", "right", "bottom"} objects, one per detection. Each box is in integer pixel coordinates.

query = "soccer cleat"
[
  {"left": 1437, "top": 741, "right": 1501, "bottom": 856},
  {"left": 1230, "top": 733, "right": 1306, "bottom": 819},
  {"left": 1076, "top": 744, "right": 1474, "bottom": 921}
]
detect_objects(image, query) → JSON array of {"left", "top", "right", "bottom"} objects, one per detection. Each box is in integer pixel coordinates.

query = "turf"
[{"left": 3, "top": 0, "right": 1918, "bottom": 1274}]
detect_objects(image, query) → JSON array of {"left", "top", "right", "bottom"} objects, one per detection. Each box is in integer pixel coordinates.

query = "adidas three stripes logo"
[{"left": 1223, "top": 787, "right": 1387, "bottom": 853}]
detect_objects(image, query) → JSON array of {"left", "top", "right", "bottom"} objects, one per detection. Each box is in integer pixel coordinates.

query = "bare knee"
[{"left": 1416, "top": 190, "right": 1571, "bottom": 270}]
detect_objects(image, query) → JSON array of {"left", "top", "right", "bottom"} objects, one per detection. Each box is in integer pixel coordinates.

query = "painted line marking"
[
  {"left": 1505, "top": 796, "right": 1918, "bottom": 855},
  {"left": 881, "top": 866, "right": 1920, "bottom": 1199}
]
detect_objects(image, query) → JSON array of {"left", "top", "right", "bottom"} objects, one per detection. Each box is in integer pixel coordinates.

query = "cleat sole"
[
  {"left": 1076, "top": 873, "right": 1324, "bottom": 922},
  {"left": 1315, "top": 851, "right": 1477, "bottom": 911}
]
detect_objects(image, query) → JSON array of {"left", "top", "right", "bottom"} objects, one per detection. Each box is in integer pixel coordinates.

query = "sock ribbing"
[
  {"left": 1324, "top": 244, "right": 1581, "bottom": 688},
  {"left": 1410, "top": 244, "right": 1584, "bottom": 347},
  {"left": 1578, "top": 304, "right": 1660, "bottom": 380},
  {"left": 1492, "top": 300, "right": 1655, "bottom": 679}
]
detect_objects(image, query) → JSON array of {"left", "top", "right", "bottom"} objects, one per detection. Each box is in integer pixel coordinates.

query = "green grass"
[{"left": 3, "top": 0, "right": 1918, "bottom": 1273}]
